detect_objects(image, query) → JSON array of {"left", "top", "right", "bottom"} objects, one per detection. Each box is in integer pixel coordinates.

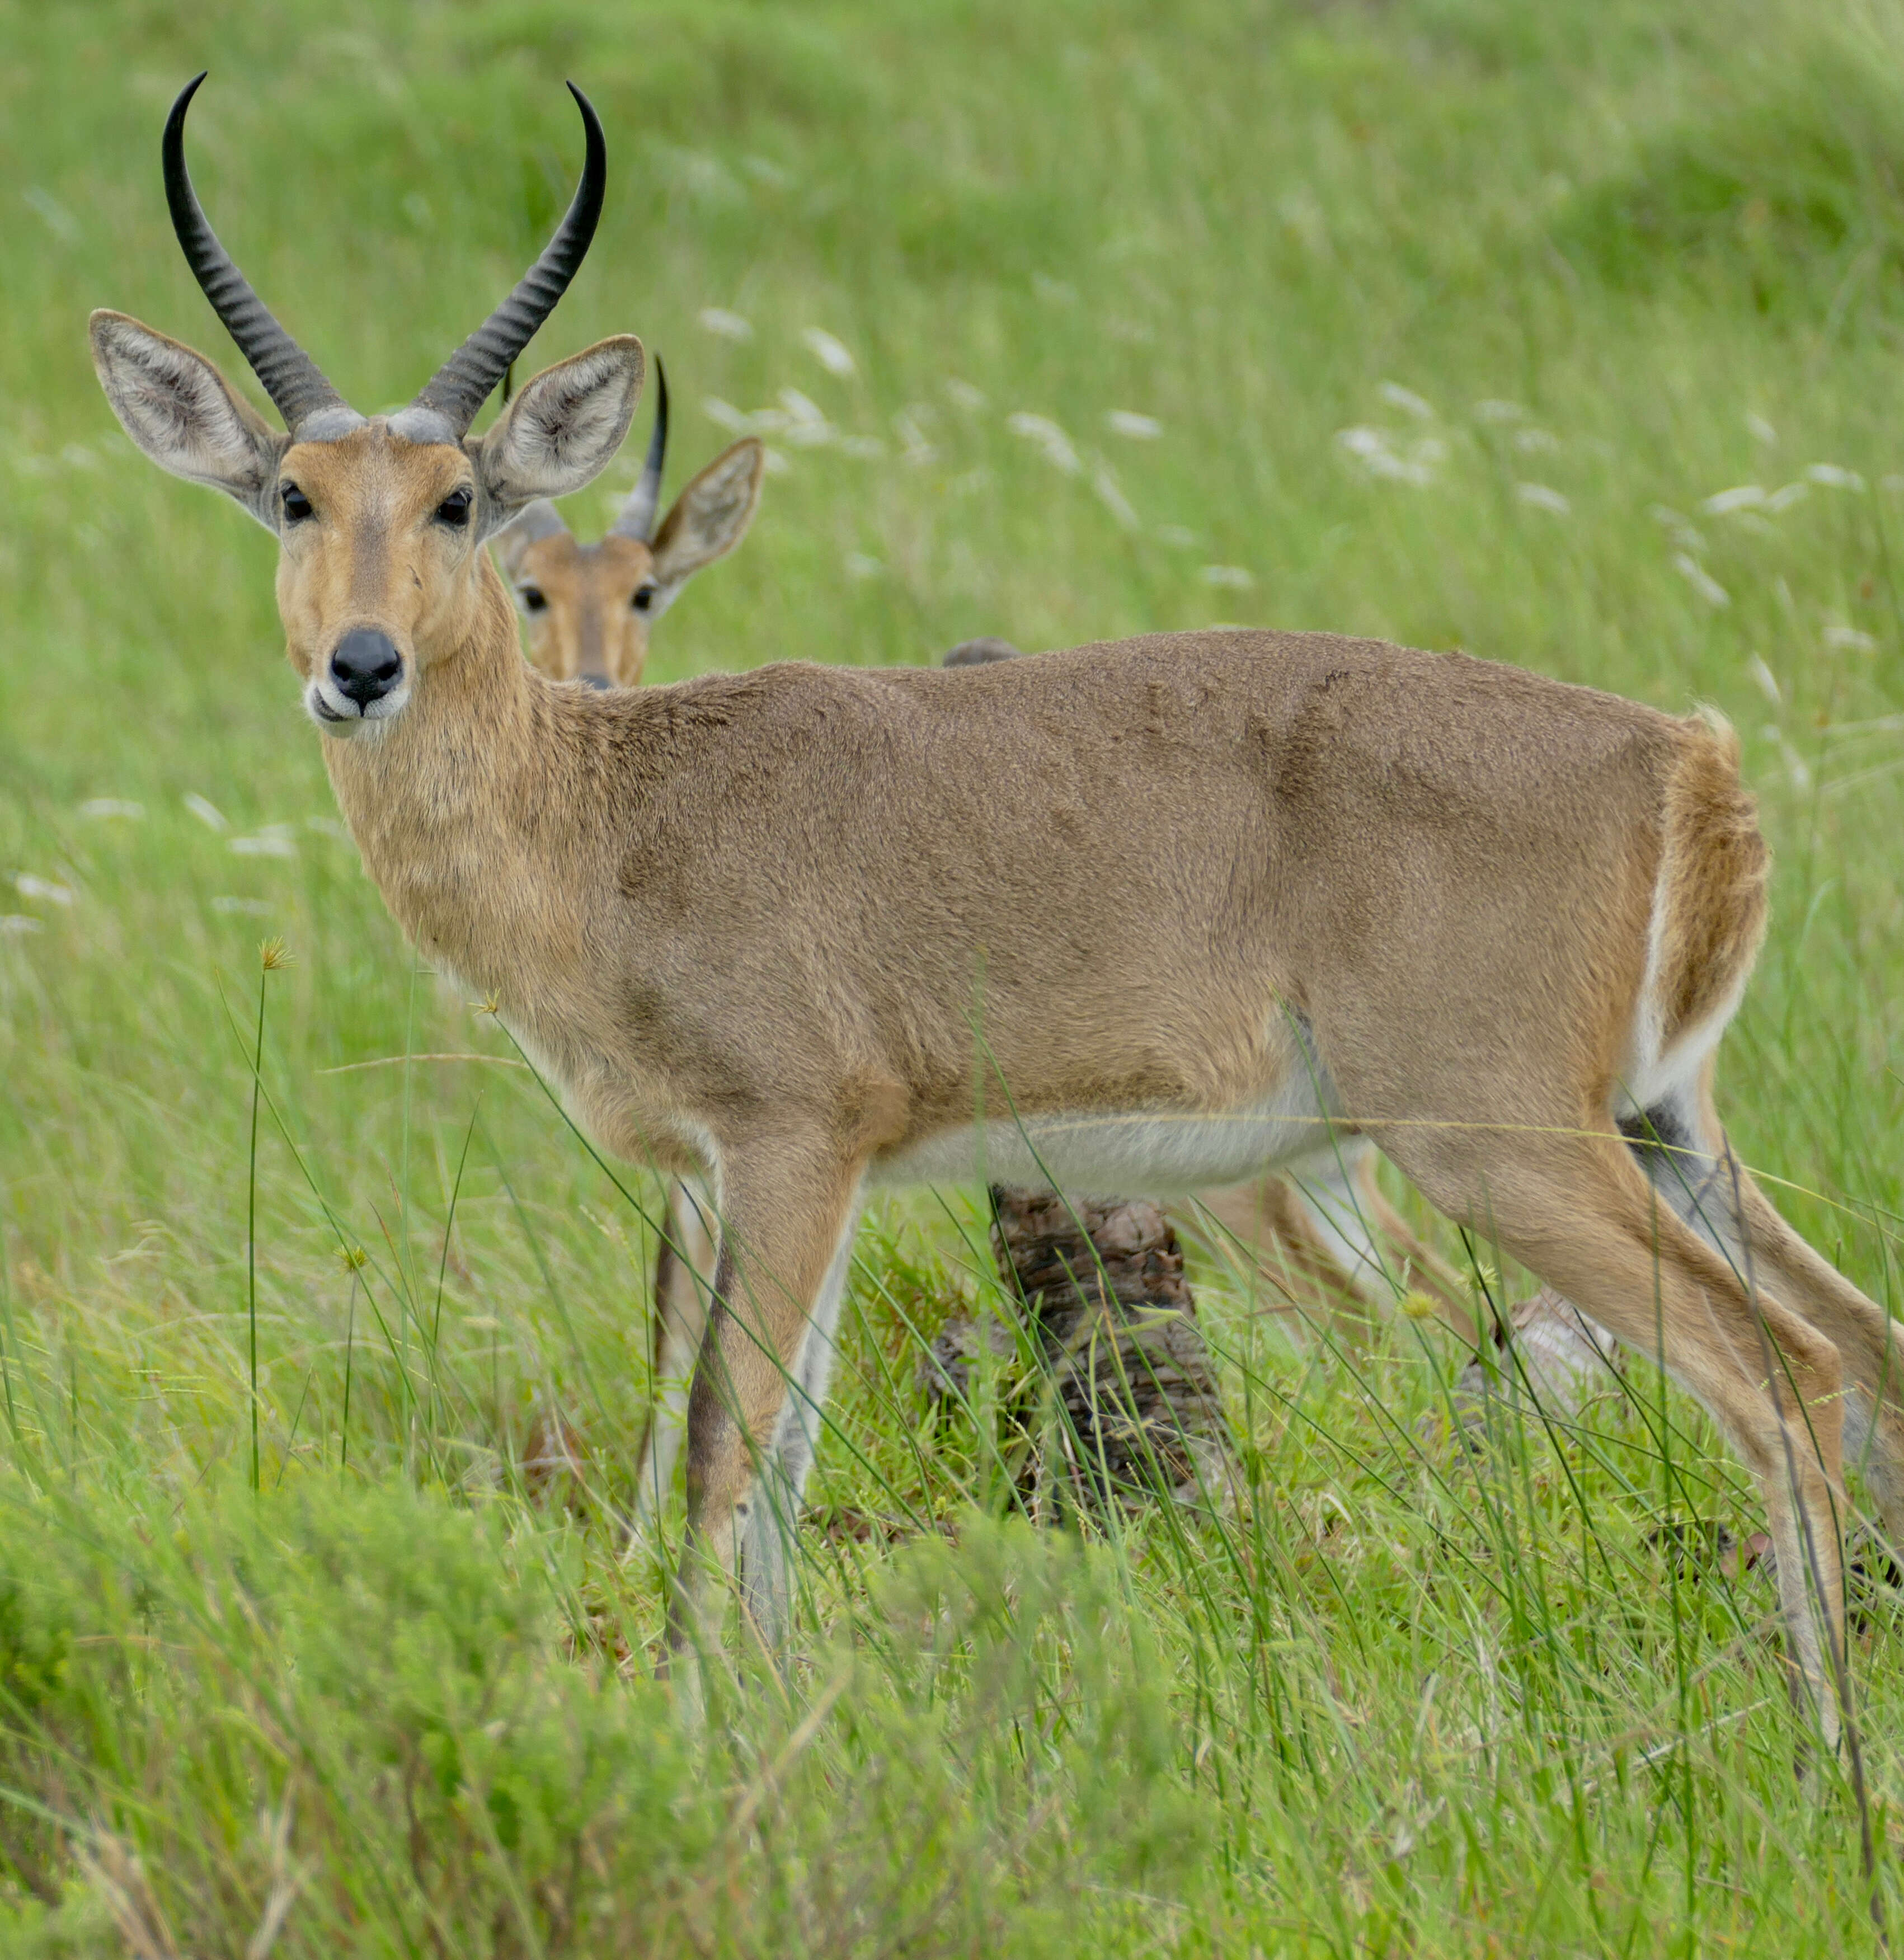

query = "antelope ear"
[
  {"left": 474, "top": 336, "right": 643, "bottom": 539},
  {"left": 942, "top": 638, "right": 1024, "bottom": 668},
  {"left": 491, "top": 500, "right": 568, "bottom": 579},
  {"left": 646, "top": 438, "right": 765, "bottom": 610},
  {"left": 90, "top": 311, "right": 285, "bottom": 530}
]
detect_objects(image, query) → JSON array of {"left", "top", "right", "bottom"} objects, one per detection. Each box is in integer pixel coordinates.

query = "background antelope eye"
[
  {"left": 520, "top": 586, "right": 548, "bottom": 613},
  {"left": 281, "top": 483, "right": 313, "bottom": 523},
  {"left": 632, "top": 584, "right": 657, "bottom": 612},
  {"left": 435, "top": 487, "right": 472, "bottom": 527}
]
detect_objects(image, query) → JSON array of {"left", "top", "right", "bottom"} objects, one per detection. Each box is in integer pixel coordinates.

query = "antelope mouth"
[{"left": 305, "top": 676, "right": 411, "bottom": 734}]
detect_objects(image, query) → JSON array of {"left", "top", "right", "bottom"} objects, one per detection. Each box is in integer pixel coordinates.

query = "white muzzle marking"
[{"left": 305, "top": 674, "right": 411, "bottom": 734}]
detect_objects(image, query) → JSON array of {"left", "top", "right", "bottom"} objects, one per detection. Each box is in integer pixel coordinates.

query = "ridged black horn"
[
  {"left": 610, "top": 356, "right": 669, "bottom": 539},
  {"left": 412, "top": 82, "right": 607, "bottom": 436},
  {"left": 163, "top": 73, "right": 351, "bottom": 435}
]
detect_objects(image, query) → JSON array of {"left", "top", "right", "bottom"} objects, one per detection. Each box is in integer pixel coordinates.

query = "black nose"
[{"left": 330, "top": 629, "right": 403, "bottom": 706}]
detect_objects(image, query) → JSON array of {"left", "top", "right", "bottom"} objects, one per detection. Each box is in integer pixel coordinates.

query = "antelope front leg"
[
  {"left": 631, "top": 1177, "right": 717, "bottom": 1527},
  {"left": 665, "top": 1141, "right": 864, "bottom": 1659}
]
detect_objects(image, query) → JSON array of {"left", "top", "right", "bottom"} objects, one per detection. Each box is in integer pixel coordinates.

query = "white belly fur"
[
  {"left": 445, "top": 964, "right": 1338, "bottom": 1200},
  {"left": 871, "top": 1066, "right": 1341, "bottom": 1196}
]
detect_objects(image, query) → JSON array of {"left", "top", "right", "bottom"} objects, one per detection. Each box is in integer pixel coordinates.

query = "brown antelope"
[
  {"left": 493, "top": 359, "right": 765, "bottom": 690},
  {"left": 93, "top": 77, "right": 1902, "bottom": 1738}
]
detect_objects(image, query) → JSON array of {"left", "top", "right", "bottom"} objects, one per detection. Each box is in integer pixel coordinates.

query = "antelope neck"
[{"left": 318, "top": 560, "right": 607, "bottom": 1009}]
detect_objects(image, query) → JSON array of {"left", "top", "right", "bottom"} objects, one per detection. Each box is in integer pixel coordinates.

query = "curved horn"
[
  {"left": 609, "top": 355, "right": 669, "bottom": 539},
  {"left": 163, "top": 73, "right": 354, "bottom": 436},
  {"left": 410, "top": 82, "right": 607, "bottom": 438}
]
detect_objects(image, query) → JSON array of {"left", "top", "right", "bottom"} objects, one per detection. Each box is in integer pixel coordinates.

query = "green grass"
[{"left": 3, "top": 0, "right": 1904, "bottom": 1949}]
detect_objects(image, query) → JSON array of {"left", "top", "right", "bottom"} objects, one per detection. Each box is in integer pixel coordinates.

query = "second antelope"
[
  {"left": 494, "top": 360, "right": 764, "bottom": 690},
  {"left": 93, "top": 77, "right": 1902, "bottom": 1740}
]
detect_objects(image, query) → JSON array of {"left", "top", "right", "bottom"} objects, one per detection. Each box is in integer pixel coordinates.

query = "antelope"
[
  {"left": 93, "top": 77, "right": 1903, "bottom": 1740},
  {"left": 493, "top": 359, "right": 765, "bottom": 690}
]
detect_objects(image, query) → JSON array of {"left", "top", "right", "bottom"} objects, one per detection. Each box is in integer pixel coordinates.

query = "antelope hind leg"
[
  {"left": 1192, "top": 1140, "right": 1478, "bottom": 1345},
  {"left": 1384, "top": 1118, "right": 1849, "bottom": 1745},
  {"left": 1733, "top": 1177, "right": 1904, "bottom": 1553},
  {"left": 1676, "top": 1070, "right": 1904, "bottom": 1556}
]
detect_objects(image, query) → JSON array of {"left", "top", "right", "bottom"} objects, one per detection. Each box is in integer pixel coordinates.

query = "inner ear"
[
  {"left": 650, "top": 438, "right": 765, "bottom": 586},
  {"left": 89, "top": 310, "right": 286, "bottom": 528},
  {"left": 474, "top": 336, "right": 644, "bottom": 535}
]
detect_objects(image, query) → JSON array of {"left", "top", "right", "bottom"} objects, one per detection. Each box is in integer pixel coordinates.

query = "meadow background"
[{"left": 3, "top": 0, "right": 1904, "bottom": 1950}]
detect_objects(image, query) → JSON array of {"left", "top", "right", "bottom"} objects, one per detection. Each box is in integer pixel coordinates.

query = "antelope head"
[
  {"left": 494, "top": 363, "right": 765, "bottom": 688},
  {"left": 89, "top": 74, "right": 644, "bottom": 736}
]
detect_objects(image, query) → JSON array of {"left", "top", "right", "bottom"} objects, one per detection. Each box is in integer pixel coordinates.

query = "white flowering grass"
[
  {"left": 1378, "top": 380, "right": 1435, "bottom": 420},
  {"left": 1673, "top": 552, "right": 1731, "bottom": 606},
  {"left": 1007, "top": 410, "right": 1083, "bottom": 474},
  {"left": 221, "top": 822, "right": 299, "bottom": 859},
  {"left": 1335, "top": 422, "right": 1447, "bottom": 486},
  {"left": 1105, "top": 410, "right": 1163, "bottom": 440},
  {"left": 801, "top": 327, "right": 857, "bottom": 377},
  {"left": 698, "top": 306, "right": 754, "bottom": 341},
  {"left": 1704, "top": 485, "right": 1766, "bottom": 514}
]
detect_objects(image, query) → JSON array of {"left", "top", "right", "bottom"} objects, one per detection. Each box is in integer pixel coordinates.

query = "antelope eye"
[
  {"left": 520, "top": 586, "right": 548, "bottom": 613},
  {"left": 435, "top": 487, "right": 472, "bottom": 527},
  {"left": 281, "top": 482, "right": 313, "bottom": 523},
  {"left": 632, "top": 584, "right": 657, "bottom": 612}
]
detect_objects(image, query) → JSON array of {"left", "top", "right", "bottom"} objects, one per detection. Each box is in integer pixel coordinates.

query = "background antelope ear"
[
  {"left": 647, "top": 438, "right": 765, "bottom": 609},
  {"left": 473, "top": 336, "right": 643, "bottom": 539},
  {"left": 89, "top": 311, "right": 286, "bottom": 530},
  {"left": 491, "top": 500, "right": 568, "bottom": 580}
]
